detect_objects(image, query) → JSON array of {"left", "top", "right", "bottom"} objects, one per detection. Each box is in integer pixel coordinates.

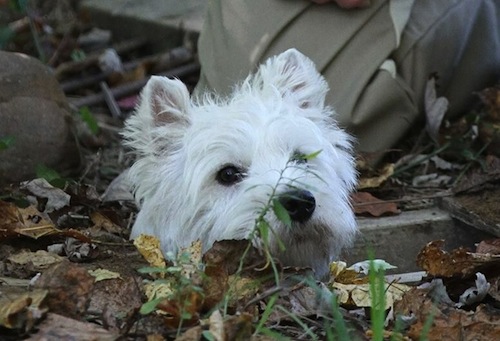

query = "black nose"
[{"left": 278, "top": 189, "right": 316, "bottom": 223}]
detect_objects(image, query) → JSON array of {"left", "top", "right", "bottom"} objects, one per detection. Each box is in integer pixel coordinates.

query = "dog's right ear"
[
  {"left": 141, "top": 76, "right": 191, "bottom": 126},
  {"left": 122, "top": 76, "right": 190, "bottom": 156}
]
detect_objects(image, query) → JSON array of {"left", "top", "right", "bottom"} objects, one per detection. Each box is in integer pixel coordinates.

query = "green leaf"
[
  {"left": 35, "top": 164, "right": 61, "bottom": 182},
  {"left": 70, "top": 48, "right": 87, "bottom": 62},
  {"left": 303, "top": 150, "right": 322, "bottom": 161},
  {"left": 79, "top": 107, "right": 99, "bottom": 134},
  {"left": 0, "top": 28, "right": 14, "bottom": 49},
  {"left": 272, "top": 198, "right": 291, "bottom": 228},
  {"left": 259, "top": 327, "right": 290, "bottom": 340},
  {"left": 139, "top": 297, "right": 165, "bottom": 315},
  {"left": 201, "top": 331, "right": 216, "bottom": 341},
  {"left": 257, "top": 220, "right": 270, "bottom": 242},
  {"left": 180, "top": 311, "right": 192, "bottom": 320},
  {"left": 9, "top": 0, "right": 28, "bottom": 12},
  {"left": 0, "top": 136, "right": 15, "bottom": 150},
  {"left": 137, "top": 266, "right": 174, "bottom": 274}
]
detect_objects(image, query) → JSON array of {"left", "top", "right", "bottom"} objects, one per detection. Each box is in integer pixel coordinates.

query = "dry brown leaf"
[
  {"left": 476, "top": 238, "right": 500, "bottom": 254},
  {"left": 22, "top": 178, "right": 71, "bottom": 213},
  {"left": 479, "top": 86, "right": 500, "bottom": 121},
  {"left": 329, "top": 261, "right": 367, "bottom": 284},
  {"left": 133, "top": 234, "right": 167, "bottom": 274},
  {"left": 396, "top": 287, "right": 500, "bottom": 341},
  {"left": 351, "top": 192, "right": 400, "bottom": 217},
  {"left": 28, "top": 313, "right": 118, "bottom": 340},
  {"left": 90, "top": 211, "right": 122, "bottom": 234},
  {"left": 0, "top": 201, "right": 60, "bottom": 240},
  {"left": 332, "top": 282, "right": 410, "bottom": 310},
  {"left": 357, "top": 163, "right": 394, "bottom": 189},
  {"left": 34, "top": 261, "right": 95, "bottom": 319},
  {"left": 88, "top": 268, "right": 122, "bottom": 282},
  {"left": 416, "top": 240, "right": 500, "bottom": 278},
  {"left": 88, "top": 276, "right": 143, "bottom": 332},
  {"left": 8, "top": 250, "right": 65, "bottom": 270},
  {"left": 0, "top": 289, "right": 48, "bottom": 330}
]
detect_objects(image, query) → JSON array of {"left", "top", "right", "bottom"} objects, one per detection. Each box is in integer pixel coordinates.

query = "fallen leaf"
[
  {"left": 357, "top": 164, "right": 394, "bottom": 189},
  {"left": 134, "top": 234, "right": 167, "bottom": 274},
  {"left": 88, "top": 276, "right": 143, "bottom": 332},
  {"left": 479, "top": 85, "right": 500, "bottom": 121},
  {"left": 332, "top": 281, "right": 410, "bottom": 310},
  {"left": 351, "top": 192, "right": 400, "bottom": 217},
  {"left": 476, "top": 238, "right": 500, "bottom": 254},
  {"left": 34, "top": 261, "right": 94, "bottom": 319},
  {"left": 0, "top": 289, "right": 48, "bottom": 330},
  {"left": 64, "top": 237, "right": 99, "bottom": 262},
  {"left": 88, "top": 268, "right": 122, "bottom": 282},
  {"left": 8, "top": 250, "right": 65, "bottom": 270},
  {"left": 453, "top": 155, "right": 500, "bottom": 193},
  {"left": 425, "top": 77, "right": 449, "bottom": 143},
  {"left": 0, "top": 201, "right": 60, "bottom": 240},
  {"left": 90, "top": 211, "right": 123, "bottom": 234},
  {"left": 412, "top": 173, "right": 452, "bottom": 187},
  {"left": 456, "top": 272, "right": 490, "bottom": 308},
  {"left": 27, "top": 313, "right": 119, "bottom": 340},
  {"left": 416, "top": 240, "right": 500, "bottom": 278},
  {"left": 101, "top": 169, "right": 134, "bottom": 202},
  {"left": 348, "top": 259, "right": 397, "bottom": 275},
  {"left": 21, "top": 178, "right": 70, "bottom": 213},
  {"left": 396, "top": 287, "right": 500, "bottom": 341}
]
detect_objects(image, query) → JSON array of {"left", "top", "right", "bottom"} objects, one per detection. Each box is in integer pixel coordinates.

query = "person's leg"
[
  {"left": 394, "top": 0, "right": 500, "bottom": 119},
  {"left": 196, "top": 0, "right": 500, "bottom": 160},
  {"left": 196, "top": 0, "right": 404, "bottom": 157}
]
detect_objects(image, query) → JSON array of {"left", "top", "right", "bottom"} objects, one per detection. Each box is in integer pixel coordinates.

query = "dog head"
[{"left": 123, "top": 48, "right": 357, "bottom": 278}]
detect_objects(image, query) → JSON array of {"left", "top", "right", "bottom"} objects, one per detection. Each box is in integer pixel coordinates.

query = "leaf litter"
[{"left": 2, "top": 3, "right": 500, "bottom": 339}]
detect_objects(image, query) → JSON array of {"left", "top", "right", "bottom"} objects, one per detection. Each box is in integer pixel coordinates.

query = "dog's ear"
[
  {"left": 257, "top": 48, "right": 328, "bottom": 109},
  {"left": 142, "top": 76, "right": 190, "bottom": 126},
  {"left": 122, "top": 76, "right": 190, "bottom": 156}
]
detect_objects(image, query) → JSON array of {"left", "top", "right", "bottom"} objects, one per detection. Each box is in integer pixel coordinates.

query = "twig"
[
  {"left": 352, "top": 191, "right": 452, "bottom": 207},
  {"left": 392, "top": 142, "right": 451, "bottom": 176},
  {"left": 60, "top": 47, "right": 194, "bottom": 92},
  {"left": 244, "top": 285, "right": 285, "bottom": 309},
  {"left": 68, "top": 62, "right": 200, "bottom": 108},
  {"left": 100, "top": 81, "right": 122, "bottom": 118},
  {"left": 55, "top": 38, "right": 147, "bottom": 79}
]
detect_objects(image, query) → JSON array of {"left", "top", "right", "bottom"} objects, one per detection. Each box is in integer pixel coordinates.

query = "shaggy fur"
[{"left": 123, "top": 49, "right": 357, "bottom": 278}]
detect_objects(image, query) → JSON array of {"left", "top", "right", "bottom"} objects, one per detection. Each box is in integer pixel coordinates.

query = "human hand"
[{"left": 310, "top": 0, "right": 371, "bottom": 8}]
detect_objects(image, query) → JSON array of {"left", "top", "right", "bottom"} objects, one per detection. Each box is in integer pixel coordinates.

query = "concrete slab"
[
  {"left": 345, "top": 207, "right": 494, "bottom": 273},
  {"left": 80, "top": 0, "right": 206, "bottom": 51}
]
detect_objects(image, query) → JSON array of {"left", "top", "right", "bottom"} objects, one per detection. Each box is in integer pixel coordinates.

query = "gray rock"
[{"left": 0, "top": 51, "right": 79, "bottom": 184}]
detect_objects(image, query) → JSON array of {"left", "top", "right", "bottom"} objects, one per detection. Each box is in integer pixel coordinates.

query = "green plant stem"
[
  {"left": 392, "top": 141, "right": 451, "bottom": 176},
  {"left": 276, "top": 305, "right": 318, "bottom": 340},
  {"left": 453, "top": 140, "right": 491, "bottom": 185},
  {"left": 369, "top": 260, "right": 386, "bottom": 341}
]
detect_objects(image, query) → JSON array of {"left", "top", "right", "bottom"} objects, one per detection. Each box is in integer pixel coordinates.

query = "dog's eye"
[{"left": 216, "top": 165, "right": 244, "bottom": 185}]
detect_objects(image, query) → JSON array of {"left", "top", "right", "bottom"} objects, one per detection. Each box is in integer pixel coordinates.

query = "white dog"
[{"left": 123, "top": 49, "right": 357, "bottom": 278}]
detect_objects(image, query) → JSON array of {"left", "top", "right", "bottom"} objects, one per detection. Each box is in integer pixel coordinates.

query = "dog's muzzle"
[{"left": 278, "top": 189, "right": 316, "bottom": 223}]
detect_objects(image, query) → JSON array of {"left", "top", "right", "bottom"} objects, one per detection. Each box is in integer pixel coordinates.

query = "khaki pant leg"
[
  {"left": 196, "top": 0, "right": 500, "bottom": 159},
  {"left": 394, "top": 0, "right": 500, "bottom": 119}
]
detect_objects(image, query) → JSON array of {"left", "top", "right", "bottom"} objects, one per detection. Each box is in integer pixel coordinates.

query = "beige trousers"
[{"left": 196, "top": 0, "right": 500, "bottom": 160}]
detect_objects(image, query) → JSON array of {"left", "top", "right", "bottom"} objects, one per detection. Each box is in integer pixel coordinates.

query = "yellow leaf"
[{"left": 88, "top": 268, "right": 122, "bottom": 282}]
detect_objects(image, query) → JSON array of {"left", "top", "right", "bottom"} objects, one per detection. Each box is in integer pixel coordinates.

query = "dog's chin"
[{"left": 266, "top": 220, "right": 339, "bottom": 279}]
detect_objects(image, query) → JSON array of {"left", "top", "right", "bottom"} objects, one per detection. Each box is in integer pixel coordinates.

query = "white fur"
[{"left": 123, "top": 49, "right": 357, "bottom": 278}]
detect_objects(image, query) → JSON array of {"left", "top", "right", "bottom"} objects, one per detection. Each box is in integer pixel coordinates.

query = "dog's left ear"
[{"left": 257, "top": 48, "right": 328, "bottom": 109}]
